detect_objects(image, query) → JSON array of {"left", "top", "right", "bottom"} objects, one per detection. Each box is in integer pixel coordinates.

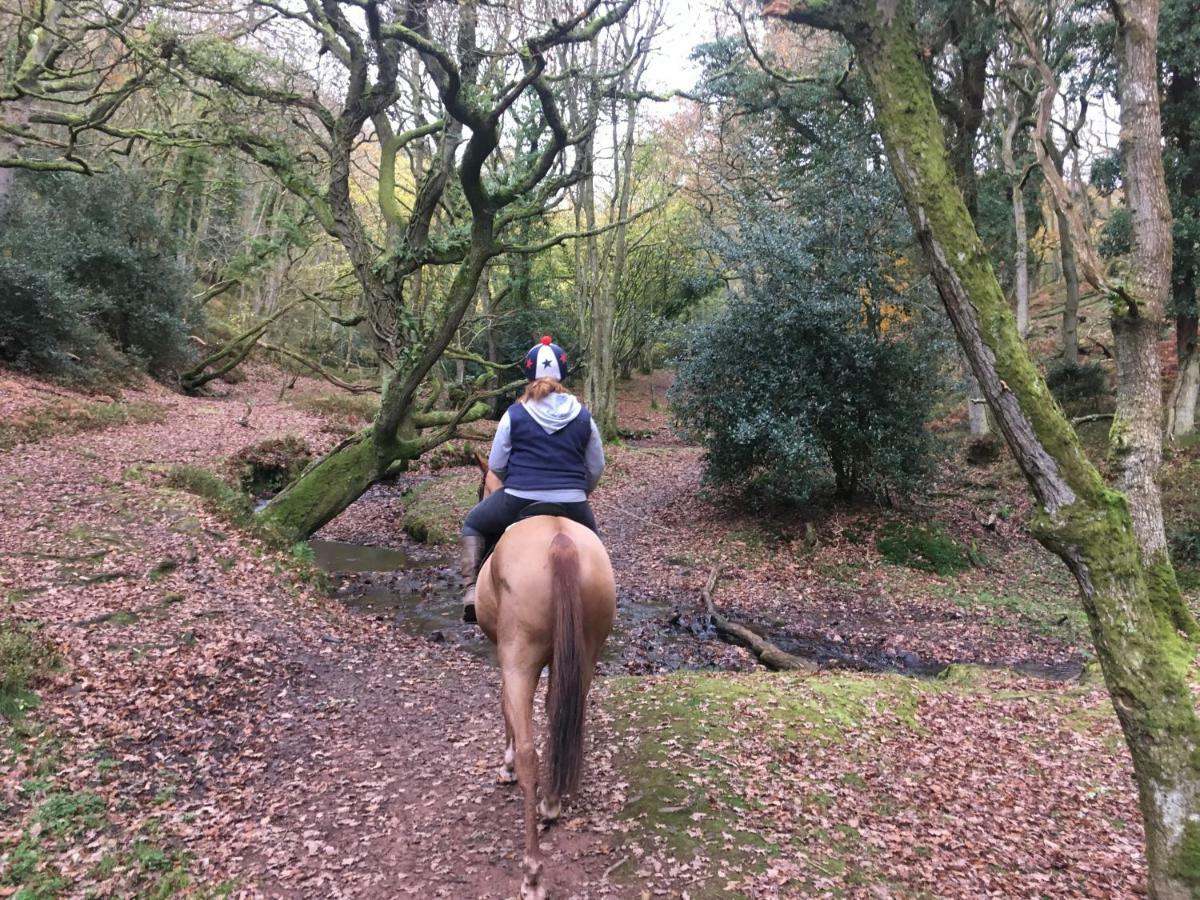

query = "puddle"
[
  {"left": 310, "top": 540, "right": 414, "bottom": 573},
  {"left": 310, "top": 538, "right": 495, "bottom": 659}
]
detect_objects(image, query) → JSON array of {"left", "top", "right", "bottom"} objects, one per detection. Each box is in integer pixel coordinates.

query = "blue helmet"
[{"left": 523, "top": 335, "right": 569, "bottom": 381}]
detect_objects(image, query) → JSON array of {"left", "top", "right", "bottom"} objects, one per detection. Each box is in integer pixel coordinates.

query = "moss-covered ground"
[
  {"left": 402, "top": 471, "right": 481, "bottom": 545},
  {"left": 593, "top": 666, "right": 1139, "bottom": 896}
]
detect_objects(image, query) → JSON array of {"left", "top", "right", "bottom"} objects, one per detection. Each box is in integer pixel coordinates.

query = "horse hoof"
[
  {"left": 496, "top": 764, "right": 517, "bottom": 784},
  {"left": 520, "top": 856, "right": 545, "bottom": 900},
  {"left": 538, "top": 797, "right": 561, "bottom": 822}
]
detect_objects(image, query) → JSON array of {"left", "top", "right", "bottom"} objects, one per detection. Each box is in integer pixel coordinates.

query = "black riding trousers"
[{"left": 462, "top": 490, "right": 597, "bottom": 541}]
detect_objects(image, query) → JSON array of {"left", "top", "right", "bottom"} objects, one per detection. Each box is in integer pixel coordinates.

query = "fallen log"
[{"left": 700, "top": 565, "right": 816, "bottom": 673}]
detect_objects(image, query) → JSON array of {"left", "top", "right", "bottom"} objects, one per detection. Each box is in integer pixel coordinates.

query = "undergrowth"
[
  {"left": 0, "top": 399, "right": 165, "bottom": 450},
  {"left": 227, "top": 435, "right": 311, "bottom": 495},
  {"left": 0, "top": 621, "right": 60, "bottom": 723},
  {"left": 163, "top": 466, "right": 255, "bottom": 526}
]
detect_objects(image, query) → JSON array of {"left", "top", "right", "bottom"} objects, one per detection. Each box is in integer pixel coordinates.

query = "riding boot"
[{"left": 460, "top": 534, "right": 486, "bottom": 624}]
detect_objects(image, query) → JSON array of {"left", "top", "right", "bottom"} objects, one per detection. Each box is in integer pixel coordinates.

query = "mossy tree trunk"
[
  {"left": 258, "top": 399, "right": 489, "bottom": 541},
  {"left": 765, "top": 1, "right": 1200, "bottom": 893}
]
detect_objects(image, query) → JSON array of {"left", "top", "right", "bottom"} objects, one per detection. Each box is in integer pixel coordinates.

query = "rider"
[{"left": 459, "top": 336, "right": 605, "bottom": 623}]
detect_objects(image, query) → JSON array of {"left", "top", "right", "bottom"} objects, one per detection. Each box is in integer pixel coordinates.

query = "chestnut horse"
[{"left": 472, "top": 462, "right": 616, "bottom": 900}]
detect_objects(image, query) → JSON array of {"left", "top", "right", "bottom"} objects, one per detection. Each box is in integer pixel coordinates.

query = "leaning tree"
[
  {"left": 163, "top": 0, "right": 640, "bottom": 540},
  {"left": 763, "top": 0, "right": 1200, "bottom": 894}
]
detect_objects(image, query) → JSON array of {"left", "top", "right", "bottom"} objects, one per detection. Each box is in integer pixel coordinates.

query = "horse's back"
[{"left": 476, "top": 517, "right": 615, "bottom": 652}]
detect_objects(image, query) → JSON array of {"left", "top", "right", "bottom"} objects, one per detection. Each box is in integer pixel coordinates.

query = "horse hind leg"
[
  {"left": 502, "top": 667, "right": 545, "bottom": 900},
  {"left": 498, "top": 693, "right": 517, "bottom": 785}
]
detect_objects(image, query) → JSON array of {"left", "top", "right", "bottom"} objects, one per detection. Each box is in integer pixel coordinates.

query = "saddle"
[
  {"left": 481, "top": 503, "right": 596, "bottom": 564},
  {"left": 514, "top": 501, "right": 590, "bottom": 527}
]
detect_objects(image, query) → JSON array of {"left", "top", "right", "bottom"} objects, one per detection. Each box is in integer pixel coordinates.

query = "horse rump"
[{"left": 548, "top": 531, "right": 586, "bottom": 798}]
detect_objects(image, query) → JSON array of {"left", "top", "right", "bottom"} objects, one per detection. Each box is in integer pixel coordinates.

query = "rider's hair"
[{"left": 520, "top": 377, "right": 570, "bottom": 403}]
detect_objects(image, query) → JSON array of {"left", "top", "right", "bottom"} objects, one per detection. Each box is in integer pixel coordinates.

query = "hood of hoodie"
[{"left": 522, "top": 392, "right": 583, "bottom": 433}]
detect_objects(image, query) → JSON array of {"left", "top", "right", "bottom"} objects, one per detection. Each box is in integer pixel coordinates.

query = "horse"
[{"left": 471, "top": 459, "right": 616, "bottom": 900}]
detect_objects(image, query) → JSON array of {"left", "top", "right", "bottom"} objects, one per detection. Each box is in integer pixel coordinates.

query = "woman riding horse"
[{"left": 459, "top": 336, "right": 605, "bottom": 623}]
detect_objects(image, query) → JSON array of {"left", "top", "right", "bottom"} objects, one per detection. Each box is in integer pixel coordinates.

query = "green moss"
[
  {"left": 876, "top": 522, "right": 984, "bottom": 575},
  {"left": 403, "top": 472, "right": 480, "bottom": 545},
  {"left": 1170, "top": 818, "right": 1200, "bottom": 882},
  {"left": 603, "top": 672, "right": 924, "bottom": 893}
]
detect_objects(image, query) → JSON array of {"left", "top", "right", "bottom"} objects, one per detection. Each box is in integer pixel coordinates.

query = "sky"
[{"left": 642, "top": 0, "right": 718, "bottom": 97}]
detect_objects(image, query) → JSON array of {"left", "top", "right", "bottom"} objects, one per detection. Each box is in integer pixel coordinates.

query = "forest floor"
[{"left": 0, "top": 362, "right": 1175, "bottom": 898}]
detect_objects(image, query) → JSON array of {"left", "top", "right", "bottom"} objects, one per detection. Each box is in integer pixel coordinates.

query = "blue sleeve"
[
  {"left": 585, "top": 419, "right": 605, "bottom": 492},
  {"left": 489, "top": 411, "right": 513, "bottom": 478}
]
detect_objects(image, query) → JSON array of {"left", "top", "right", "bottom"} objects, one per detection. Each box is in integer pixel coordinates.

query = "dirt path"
[{"left": 0, "top": 371, "right": 636, "bottom": 898}]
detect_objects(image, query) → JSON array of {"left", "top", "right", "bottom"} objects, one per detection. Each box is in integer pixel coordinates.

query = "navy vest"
[{"left": 504, "top": 402, "right": 592, "bottom": 492}]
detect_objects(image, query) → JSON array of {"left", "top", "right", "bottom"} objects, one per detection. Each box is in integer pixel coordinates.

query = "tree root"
[{"left": 700, "top": 565, "right": 816, "bottom": 673}]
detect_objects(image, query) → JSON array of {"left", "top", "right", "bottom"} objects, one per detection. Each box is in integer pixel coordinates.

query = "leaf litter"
[{"left": 0, "top": 367, "right": 1144, "bottom": 897}]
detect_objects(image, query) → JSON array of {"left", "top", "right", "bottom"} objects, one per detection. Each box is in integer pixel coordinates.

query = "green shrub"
[
  {"left": 1045, "top": 361, "right": 1108, "bottom": 404},
  {"left": 876, "top": 522, "right": 985, "bottom": 575},
  {"left": 671, "top": 290, "right": 946, "bottom": 505},
  {"left": 0, "top": 170, "right": 195, "bottom": 379}
]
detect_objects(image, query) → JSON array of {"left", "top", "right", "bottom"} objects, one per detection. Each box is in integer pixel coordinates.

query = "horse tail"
[{"left": 548, "top": 531, "right": 586, "bottom": 799}]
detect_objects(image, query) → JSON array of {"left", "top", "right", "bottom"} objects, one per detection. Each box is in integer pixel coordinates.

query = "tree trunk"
[
  {"left": 1111, "top": 0, "right": 1175, "bottom": 559},
  {"left": 257, "top": 429, "right": 405, "bottom": 540},
  {"left": 1057, "top": 206, "right": 1082, "bottom": 365},
  {"left": 587, "top": 95, "right": 638, "bottom": 439},
  {"left": 1013, "top": 186, "right": 1030, "bottom": 337},
  {"left": 1001, "top": 89, "right": 1031, "bottom": 337},
  {"left": 764, "top": 1, "right": 1200, "bottom": 892},
  {"left": 1167, "top": 315, "right": 1199, "bottom": 440},
  {"left": 965, "top": 365, "right": 990, "bottom": 436}
]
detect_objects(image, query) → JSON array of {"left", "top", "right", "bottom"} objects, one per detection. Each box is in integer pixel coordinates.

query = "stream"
[
  {"left": 311, "top": 537, "right": 742, "bottom": 674},
  {"left": 312, "top": 538, "right": 1082, "bottom": 681}
]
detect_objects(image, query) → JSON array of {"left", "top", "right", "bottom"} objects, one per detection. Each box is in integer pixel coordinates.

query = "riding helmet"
[{"left": 523, "top": 336, "right": 569, "bottom": 382}]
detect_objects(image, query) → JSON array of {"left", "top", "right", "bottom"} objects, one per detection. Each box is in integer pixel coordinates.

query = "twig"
[
  {"left": 606, "top": 504, "right": 670, "bottom": 531},
  {"left": 603, "top": 855, "right": 630, "bottom": 880},
  {"left": 1071, "top": 413, "right": 1115, "bottom": 425}
]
